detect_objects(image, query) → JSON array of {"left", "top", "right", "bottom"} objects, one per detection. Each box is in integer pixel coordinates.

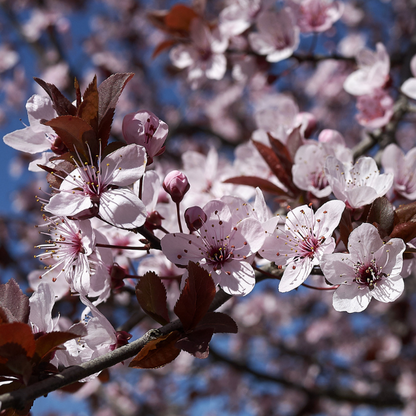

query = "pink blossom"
[
  {"left": 260, "top": 200, "right": 345, "bottom": 292},
  {"left": 289, "top": 0, "right": 344, "bottom": 33},
  {"left": 122, "top": 110, "right": 168, "bottom": 165},
  {"left": 343, "top": 43, "right": 390, "bottom": 96},
  {"left": 169, "top": 18, "right": 228, "bottom": 88},
  {"left": 355, "top": 88, "right": 394, "bottom": 129},
  {"left": 401, "top": 54, "right": 416, "bottom": 100},
  {"left": 3, "top": 94, "right": 59, "bottom": 156},
  {"left": 218, "top": 0, "right": 263, "bottom": 38},
  {"left": 36, "top": 217, "right": 113, "bottom": 301},
  {"left": 382, "top": 144, "right": 416, "bottom": 200},
  {"left": 248, "top": 9, "right": 300, "bottom": 63},
  {"left": 44, "top": 144, "right": 147, "bottom": 228},
  {"left": 292, "top": 130, "right": 353, "bottom": 198},
  {"left": 161, "top": 198, "right": 265, "bottom": 296},
  {"left": 324, "top": 156, "right": 393, "bottom": 209},
  {"left": 321, "top": 223, "right": 405, "bottom": 313}
]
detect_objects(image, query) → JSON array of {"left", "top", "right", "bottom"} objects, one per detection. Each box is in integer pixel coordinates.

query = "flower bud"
[
  {"left": 185, "top": 206, "right": 207, "bottom": 232},
  {"left": 163, "top": 170, "right": 190, "bottom": 203},
  {"left": 122, "top": 110, "right": 168, "bottom": 165}
]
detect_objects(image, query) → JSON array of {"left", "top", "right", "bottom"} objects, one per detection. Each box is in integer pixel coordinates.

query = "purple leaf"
[
  {"left": 136, "top": 272, "right": 170, "bottom": 325},
  {"left": 0, "top": 279, "right": 29, "bottom": 324}
]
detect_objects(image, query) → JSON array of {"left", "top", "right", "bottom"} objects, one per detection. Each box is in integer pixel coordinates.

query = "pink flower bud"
[
  {"left": 185, "top": 206, "right": 207, "bottom": 231},
  {"left": 122, "top": 110, "right": 168, "bottom": 165},
  {"left": 163, "top": 170, "right": 190, "bottom": 203}
]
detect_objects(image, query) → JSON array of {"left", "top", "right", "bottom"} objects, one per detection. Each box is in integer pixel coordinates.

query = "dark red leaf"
[
  {"left": 97, "top": 73, "right": 134, "bottom": 146},
  {"left": 0, "top": 323, "right": 35, "bottom": 360},
  {"left": 268, "top": 134, "right": 294, "bottom": 175},
  {"left": 136, "top": 272, "right": 170, "bottom": 325},
  {"left": 174, "top": 262, "right": 216, "bottom": 332},
  {"left": 129, "top": 331, "right": 181, "bottom": 369},
  {"left": 196, "top": 312, "right": 238, "bottom": 334},
  {"left": 390, "top": 222, "right": 416, "bottom": 243},
  {"left": 175, "top": 328, "right": 213, "bottom": 359},
  {"left": 340, "top": 208, "right": 353, "bottom": 250},
  {"left": 394, "top": 201, "right": 416, "bottom": 225},
  {"left": 164, "top": 4, "right": 198, "bottom": 32},
  {"left": 286, "top": 126, "right": 304, "bottom": 160},
  {"left": 33, "top": 78, "right": 76, "bottom": 116},
  {"left": 223, "top": 176, "right": 289, "bottom": 196},
  {"left": 44, "top": 116, "right": 97, "bottom": 161},
  {"left": 0, "top": 279, "right": 29, "bottom": 324},
  {"left": 34, "top": 331, "right": 81, "bottom": 363},
  {"left": 78, "top": 75, "right": 99, "bottom": 132},
  {"left": 366, "top": 197, "right": 395, "bottom": 238},
  {"left": 252, "top": 140, "right": 296, "bottom": 194},
  {"left": 152, "top": 39, "right": 178, "bottom": 59}
]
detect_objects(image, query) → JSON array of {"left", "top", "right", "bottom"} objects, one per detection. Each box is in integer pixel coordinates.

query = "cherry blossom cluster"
[{"left": 2, "top": 0, "right": 416, "bottom": 413}]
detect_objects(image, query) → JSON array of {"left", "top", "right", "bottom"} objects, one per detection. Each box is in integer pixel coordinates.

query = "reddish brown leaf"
[
  {"left": 390, "top": 222, "right": 416, "bottom": 243},
  {"left": 34, "top": 331, "right": 81, "bottom": 363},
  {"left": 176, "top": 328, "right": 213, "bottom": 359},
  {"left": 268, "top": 134, "right": 293, "bottom": 176},
  {"left": 44, "top": 116, "right": 97, "bottom": 161},
  {"left": 197, "top": 312, "right": 238, "bottom": 334},
  {"left": 252, "top": 140, "right": 296, "bottom": 194},
  {"left": 152, "top": 39, "right": 178, "bottom": 59},
  {"left": 0, "top": 323, "right": 35, "bottom": 360},
  {"left": 74, "top": 78, "right": 82, "bottom": 108},
  {"left": 33, "top": 78, "right": 76, "bottom": 116},
  {"left": 136, "top": 272, "right": 170, "bottom": 325},
  {"left": 340, "top": 208, "right": 353, "bottom": 250},
  {"left": 0, "top": 279, "right": 29, "bottom": 324},
  {"left": 286, "top": 126, "right": 304, "bottom": 160},
  {"left": 394, "top": 201, "right": 416, "bottom": 225},
  {"left": 174, "top": 262, "right": 216, "bottom": 332},
  {"left": 366, "top": 197, "right": 395, "bottom": 238},
  {"left": 129, "top": 331, "right": 181, "bottom": 369},
  {"left": 223, "top": 176, "right": 288, "bottom": 196},
  {"left": 97, "top": 73, "right": 134, "bottom": 146},
  {"left": 78, "top": 75, "right": 99, "bottom": 132},
  {"left": 165, "top": 4, "right": 198, "bottom": 32}
]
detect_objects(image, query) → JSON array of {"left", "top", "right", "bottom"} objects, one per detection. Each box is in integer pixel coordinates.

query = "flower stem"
[{"left": 176, "top": 202, "right": 183, "bottom": 233}]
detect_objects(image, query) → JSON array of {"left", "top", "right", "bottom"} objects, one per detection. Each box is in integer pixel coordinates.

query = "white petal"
[
  {"left": 99, "top": 188, "right": 146, "bottom": 228},
  {"left": 45, "top": 192, "right": 92, "bottom": 217},
  {"left": 372, "top": 276, "right": 404, "bottom": 303},
  {"left": 332, "top": 284, "right": 372, "bottom": 313},
  {"left": 279, "top": 257, "right": 313, "bottom": 293}
]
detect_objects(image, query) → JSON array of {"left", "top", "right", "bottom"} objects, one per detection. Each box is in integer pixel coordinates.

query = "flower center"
[
  {"left": 353, "top": 260, "right": 384, "bottom": 290},
  {"left": 207, "top": 245, "right": 232, "bottom": 271}
]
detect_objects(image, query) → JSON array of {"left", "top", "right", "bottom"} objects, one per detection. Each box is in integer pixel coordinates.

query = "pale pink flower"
[
  {"left": 3, "top": 94, "right": 58, "bottom": 155},
  {"left": 382, "top": 144, "right": 416, "bottom": 200},
  {"left": 355, "top": 88, "right": 394, "bottom": 129},
  {"left": 122, "top": 110, "right": 168, "bottom": 165},
  {"left": 0, "top": 45, "right": 19, "bottom": 73},
  {"left": 260, "top": 200, "right": 345, "bottom": 292},
  {"left": 343, "top": 43, "right": 390, "bottom": 96},
  {"left": 289, "top": 0, "right": 344, "bottom": 33},
  {"left": 292, "top": 130, "right": 353, "bottom": 198},
  {"left": 219, "top": 0, "right": 263, "bottom": 37},
  {"left": 248, "top": 9, "right": 300, "bottom": 63},
  {"left": 29, "top": 282, "right": 58, "bottom": 335},
  {"left": 324, "top": 156, "right": 393, "bottom": 209},
  {"left": 170, "top": 18, "right": 228, "bottom": 88},
  {"left": 401, "top": 55, "right": 416, "bottom": 100},
  {"left": 321, "top": 223, "right": 405, "bottom": 313},
  {"left": 44, "top": 144, "right": 147, "bottom": 228},
  {"left": 161, "top": 198, "right": 265, "bottom": 296},
  {"left": 36, "top": 217, "right": 113, "bottom": 301}
]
